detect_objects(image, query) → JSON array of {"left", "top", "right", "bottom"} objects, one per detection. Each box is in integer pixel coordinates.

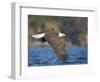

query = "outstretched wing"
[{"left": 32, "top": 33, "right": 45, "bottom": 39}]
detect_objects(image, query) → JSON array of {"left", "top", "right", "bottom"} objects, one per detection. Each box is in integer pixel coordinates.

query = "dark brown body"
[{"left": 44, "top": 21, "right": 67, "bottom": 64}]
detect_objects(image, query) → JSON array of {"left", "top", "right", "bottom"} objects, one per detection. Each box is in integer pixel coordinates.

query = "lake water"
[{"left": 28, "top": 47, "right": 87, "bottom": 66}]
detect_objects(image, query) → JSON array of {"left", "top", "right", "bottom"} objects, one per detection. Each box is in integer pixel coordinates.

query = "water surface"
[{"left": 28, "top": 47, "right": 87, "bottom": 66}]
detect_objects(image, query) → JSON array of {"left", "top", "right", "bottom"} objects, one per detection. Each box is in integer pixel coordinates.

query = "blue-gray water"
[{"left": 28, "top": 47, "right": 87, "bottom": 66}]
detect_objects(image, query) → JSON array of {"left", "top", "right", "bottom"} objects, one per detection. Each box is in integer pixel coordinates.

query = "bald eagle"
[
  {"left": 32, "top": 21, "right": 67, "bottom": 64},
  {"left": 32, "top": 32, "right": 67, "bottom": 64}
]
